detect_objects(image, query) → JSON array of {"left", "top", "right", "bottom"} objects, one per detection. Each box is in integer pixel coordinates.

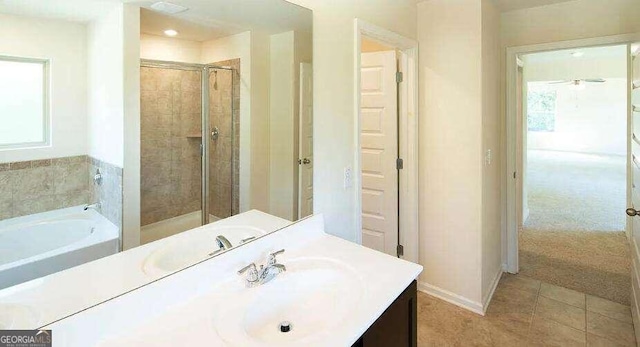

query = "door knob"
[
  {"left": 211, "top": 126, "right": 220, "bottom": 141},
  {"left": 627, "top": 208, "right": 640, "bottom": 217}
]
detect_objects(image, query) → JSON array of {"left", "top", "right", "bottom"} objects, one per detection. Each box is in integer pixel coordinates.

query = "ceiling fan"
[{"left": 547, "top": 78, "right": 606, "bottom": 85}]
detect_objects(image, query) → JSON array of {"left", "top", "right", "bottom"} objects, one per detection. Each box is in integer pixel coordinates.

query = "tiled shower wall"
[
  {"left": 140, "top": 66, "right": 202, "bottom": 226},
  {"left": 209, "top": 59, "right": 240, "bottom": 218},
  {"left": 0, "top": 155, "right": 122, "bottom": 230}
]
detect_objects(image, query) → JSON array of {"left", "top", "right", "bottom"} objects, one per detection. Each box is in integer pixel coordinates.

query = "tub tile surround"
[
  {"left": 89, "top": 157, "right": 123, "bottom": 230},
  {"left": 0, "top": 210, "right": 290, "bottom": 329},
  {"left": 45, "top": 214, "right": 422, "bottom": 346},
  {"left": 0, "top": 155, "right": 123, "bottom": 230}
]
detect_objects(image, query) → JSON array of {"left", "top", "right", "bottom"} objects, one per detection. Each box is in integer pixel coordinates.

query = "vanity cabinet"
[{"left": 352, "top": 280, "right": 417, "bottom": 347}]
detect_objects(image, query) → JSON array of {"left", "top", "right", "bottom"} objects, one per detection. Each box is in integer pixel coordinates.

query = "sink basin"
[
  {"left": 142, "top": 226, "right": 267, "bottom": 277},
  {"left": 213, "top": 257, "right": 365, "bottom": 346},
  {"left": 0, "top": 304, "right": 39, "bottom": 329}
]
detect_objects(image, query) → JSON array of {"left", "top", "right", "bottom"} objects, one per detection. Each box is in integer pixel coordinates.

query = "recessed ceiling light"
[
  {"left": 164, "top": 29, "right": 178, "bottom": 37},
  {"left": 571, "top": 51, "right": 584, "bottom": 58}
]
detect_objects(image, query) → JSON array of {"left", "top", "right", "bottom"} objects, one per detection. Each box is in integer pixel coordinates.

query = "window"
[
  {"left": 0, "top": 56, "right": 49, "bottom": 149},
  {"left": 527, "top": 85, "right": 556, "bottom": 132}
]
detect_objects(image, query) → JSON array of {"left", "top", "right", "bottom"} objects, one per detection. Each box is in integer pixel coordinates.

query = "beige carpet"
[{"left": 520, "top": 150, "right": 631, "bottom": 305}]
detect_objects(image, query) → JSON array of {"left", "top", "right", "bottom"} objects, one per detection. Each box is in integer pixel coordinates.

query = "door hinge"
[
  {"left": 513, "top": 171, "right": 516, "bottom": 179},
  {"left": 397, "top": 244, "right": 404, "bottom": 257},
  {"left": 396, "top": 158, "right": 404, "bottom": 170},
  {"left": 396, "top": 71, "right": 403, "bottom": 83}
]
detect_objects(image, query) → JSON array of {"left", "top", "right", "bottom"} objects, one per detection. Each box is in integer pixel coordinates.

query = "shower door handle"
[
  {"left": 211, "top": 126, "right": 220, "bottom": 141},
  {"left": 298, "top": 158, "right": 311, "bottom": 165}
]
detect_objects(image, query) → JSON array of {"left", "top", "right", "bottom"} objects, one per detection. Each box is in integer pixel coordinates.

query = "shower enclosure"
[{"left": 140, "top": 60, "right": 238, "bottom": 242}]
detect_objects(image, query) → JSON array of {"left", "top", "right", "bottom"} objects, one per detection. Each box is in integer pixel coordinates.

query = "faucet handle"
[
  {"left": 238, "top": 263, "right": 259, "bottom": 282},
  {"left": 268, "top": 249, "right": 285, "bottom": 265}
]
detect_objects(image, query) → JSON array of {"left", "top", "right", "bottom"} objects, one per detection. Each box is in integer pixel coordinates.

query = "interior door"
[
  {"left": 360, "top": 51, "right": 399, "bottom": 256},
  {"left": 298, "top": 62, "right": 313, "bottom": 218},
  {"left": 629, "top": 44, "right": 640, "bottom": 253}
]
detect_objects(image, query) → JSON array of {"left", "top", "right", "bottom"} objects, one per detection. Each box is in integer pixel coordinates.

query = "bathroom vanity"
[
  {"left": 41, "top": 214, "right": 422, "bottom": 346},
  {"left": 353, "top": 281, "right": 417, "bottom": 347}
]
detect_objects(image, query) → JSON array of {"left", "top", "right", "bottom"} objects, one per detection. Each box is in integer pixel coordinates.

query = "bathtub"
[{"left": 0, "top": 206, "right": 119, "bottom": 290}]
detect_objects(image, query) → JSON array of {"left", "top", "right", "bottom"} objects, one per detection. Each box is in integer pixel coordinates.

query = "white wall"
[
  {"left": 269, "top": 31, "right": 296, "bottom": 220},
  {"left": 249, "top": 31, "right": 272, "bottom": 212},
  {"left": 201, "top": 31, "right": 254, "bottom": 212},
  {"left": 87, "top": 5, "right": 125, "bottom": 168},
  {"left": 284, "top": 0, "right": 418, "bottom": 242},
  {"left": 140, "top": 34, "right": 201, "bottom": 63},
  {"left": 418, "top": 0, "right": 484, "bottom": 306},
  {"left": 501, "top": 0, "right": 640, "bottom": 48},
  {"left": 0, "top": 14, "right": 87, "bottom": 164},
  {"left": 527, "top": 79, "right": 627, "bottom": 155},
  {"left": 481, "top": 0, "right": 503, "bottom": 304},
  {"left": 122, "top": 4, "right": 141, "bottom": 250}
]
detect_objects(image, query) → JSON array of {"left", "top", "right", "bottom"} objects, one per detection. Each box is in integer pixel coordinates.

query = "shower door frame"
[{"left": 139, "top": 59, "right": 235, "bottom": 227}]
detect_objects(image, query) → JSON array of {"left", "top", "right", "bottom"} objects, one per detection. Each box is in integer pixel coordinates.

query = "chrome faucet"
[
  {"left": 209, "top": 235, "right": 233, "bottom": 256},
  {"left": 238, "top": 249, "right": 286, "bottom": 287},
  {"left": 83, "top": 202, "right": 101, "bottom": 211},
  {"left": 216, "top": 235, "right": 233, "bottom": 250}
]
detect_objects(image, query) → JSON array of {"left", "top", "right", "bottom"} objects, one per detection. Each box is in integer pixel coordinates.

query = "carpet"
[{"left": 520, "top": 150, "right": 631, "bottom": 305}]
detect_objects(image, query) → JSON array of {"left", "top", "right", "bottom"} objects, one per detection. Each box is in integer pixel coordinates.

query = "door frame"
[
  {"left": 354, "top": 19, "right": 419, "bottom": 263},
  {"left": 505, "top": 33, "right": 640, "bottom": 273}
]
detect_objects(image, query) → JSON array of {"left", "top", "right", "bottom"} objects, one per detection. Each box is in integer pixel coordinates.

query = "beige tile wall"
[
  {"left": 0, "top": 156, "right": 89, "bottom": 220},
  {"left": 140, "top": 66, "right": 202, "bottom": 226},
  {"left": 0, "top": 156, "right": 123, "bottom": 230}
]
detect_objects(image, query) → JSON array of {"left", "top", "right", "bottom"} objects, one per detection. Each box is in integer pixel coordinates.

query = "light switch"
[{"left": 344, "top": 166, "right": 353, "bottom": 189}]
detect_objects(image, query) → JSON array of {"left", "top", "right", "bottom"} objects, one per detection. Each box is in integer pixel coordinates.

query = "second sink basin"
[
  {"left": 142, "top": 226, "right": 267, "bottom": 277},
  {"left": 213, "top": 257, "right": 365, "bottom": 346}
]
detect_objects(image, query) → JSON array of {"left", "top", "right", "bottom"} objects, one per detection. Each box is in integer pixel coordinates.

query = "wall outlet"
[{"left": 344, "top": 166, "right": 353, "bottom": 189}]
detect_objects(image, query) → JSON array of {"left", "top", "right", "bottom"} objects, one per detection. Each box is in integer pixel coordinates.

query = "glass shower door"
[{"left": 204, "top": 66, "right": 235, "bottom": 223}]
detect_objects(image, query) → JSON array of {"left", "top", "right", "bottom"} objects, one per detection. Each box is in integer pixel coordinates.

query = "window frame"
[{"left": 0, "top": 55, "right": 51, "bottom": 150}]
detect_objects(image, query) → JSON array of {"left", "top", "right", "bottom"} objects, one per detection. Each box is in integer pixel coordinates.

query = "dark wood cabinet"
[{"left": 352, "top": 280, "right": 417, "bottom": 347}]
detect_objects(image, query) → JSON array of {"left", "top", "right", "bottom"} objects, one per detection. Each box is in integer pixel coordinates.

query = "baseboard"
[
  {"left": 482, "top": 269, "right": 503, "bottom": 315},
  {"left": 631, "top": 238, "right": 640, "bottom": 344},
  {"left": 417, "top": 281, "right": 484, "bottom": 316}
]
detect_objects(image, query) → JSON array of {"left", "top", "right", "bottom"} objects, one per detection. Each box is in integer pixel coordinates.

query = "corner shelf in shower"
[{"left": 186, "top": 134, "right": 202, "bottom": 138}]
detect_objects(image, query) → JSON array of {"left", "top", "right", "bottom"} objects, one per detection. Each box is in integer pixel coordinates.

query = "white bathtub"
[{"left": 0, "top": 206, "right": 119, "bottom": 290}]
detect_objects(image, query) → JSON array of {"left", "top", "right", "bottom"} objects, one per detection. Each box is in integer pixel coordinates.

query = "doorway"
[
  {"left": 509, "top": 43, "right": 634, "bottom": 305},
  {"left": 355, "top": 20, "right": 419, "bottom": 263},
  {"left": 359, "top": 41, "right": 400, "bottom": 256}
]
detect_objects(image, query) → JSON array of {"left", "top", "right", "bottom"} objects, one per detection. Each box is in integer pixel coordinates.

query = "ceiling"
[
  {"left": 140, "top": 9, "right": 245, "bottom": 42},
  {"left": 524, "top": 45, "right": 627, "bottom": 63},
  {"left": 0, "top": 0, "right": 312, "bottom": 42},
  {"left": 0, "top": 0, "right": 120, "bottom": 22},
  {"left": 495, "top": 0, "right": 578, "bottom": 12},
  {"left": 133, "top": 0, "right": 311, "bottom": 42}
]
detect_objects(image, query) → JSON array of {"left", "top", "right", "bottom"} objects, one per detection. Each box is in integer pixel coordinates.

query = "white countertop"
[
  {"left": 46, "top": 214, "right": 423, "bottom": 347},
  {"left": 0, "top": 210, "right": 291, "bottom": 329}
]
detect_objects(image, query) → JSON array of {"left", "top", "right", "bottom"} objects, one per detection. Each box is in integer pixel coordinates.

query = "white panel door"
[
  {"left": 360, "top": 51, "right": 398, "bottom": 256},
  {"left": 298, "top": 62, "right": 313, "bottom": 218},
  {"left": 629, "top": 44, "right": 640, "bottom": 268}
]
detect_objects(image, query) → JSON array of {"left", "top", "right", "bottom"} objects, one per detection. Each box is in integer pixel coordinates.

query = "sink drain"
[{"left": 279, "top": 321, "right": 292, "bottom": 333}]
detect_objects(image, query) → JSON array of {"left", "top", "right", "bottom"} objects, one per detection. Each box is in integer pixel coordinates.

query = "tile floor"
[{"left": 418, "top": 274, "right": 636, "bottom": 346}]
